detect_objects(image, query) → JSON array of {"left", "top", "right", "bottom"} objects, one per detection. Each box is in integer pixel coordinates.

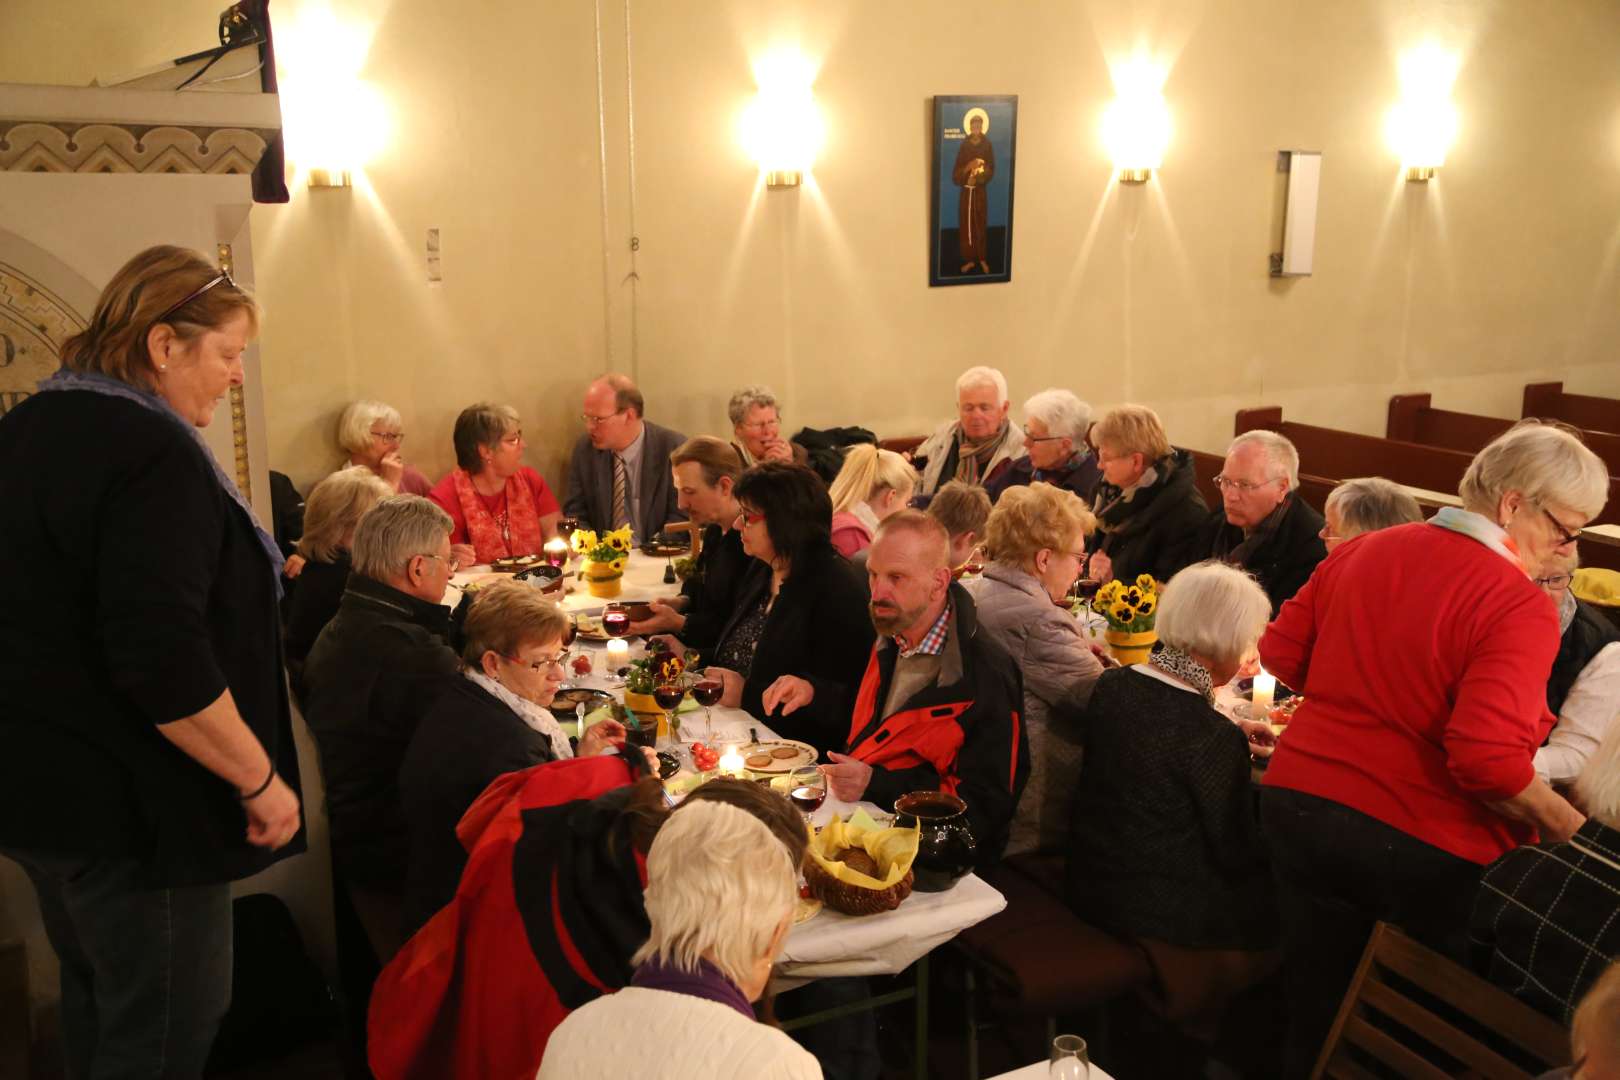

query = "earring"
[{"left": 158, "top": 364, "right": 168, "bottom": 372}]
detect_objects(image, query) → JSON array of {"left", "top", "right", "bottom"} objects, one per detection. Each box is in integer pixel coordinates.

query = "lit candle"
[
  {"left": 543, "top": 538, "right": 569, "bottom": 569},
  {"left": 1252, "top": 671, "right": 1277, "bottom": 710},
  {"left": 718, "top": 744, "right": 745, "bottom": 777},
  {"left": 605, "top": 638, "right": 629, "bottom": 670}
]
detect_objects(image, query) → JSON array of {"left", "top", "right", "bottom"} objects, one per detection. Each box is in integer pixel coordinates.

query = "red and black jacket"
[{"left": 844, "top": 583, "right": 1030, "bottom": 866}]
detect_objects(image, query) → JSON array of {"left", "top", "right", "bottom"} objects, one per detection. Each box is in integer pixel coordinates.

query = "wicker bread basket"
[
  {"left": 805, "top": 857, "right": 914, "bottom": 915},
  {"left": 804, "top": 816, "right": 920, "bottom": 916}
]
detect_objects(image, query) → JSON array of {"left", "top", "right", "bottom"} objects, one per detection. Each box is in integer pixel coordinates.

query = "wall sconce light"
[
  {"left": 275, "top": 4, "right": 389, "bottom": 190},
  {"left": 1102, "top": 57, "right": 1170, "bottom": 184},
  {"left": 1386, "top": 43, "right": 1458, "bottom": 182},
  {"left": 740, "top": 49, "right": 824, "bottom": 188}
]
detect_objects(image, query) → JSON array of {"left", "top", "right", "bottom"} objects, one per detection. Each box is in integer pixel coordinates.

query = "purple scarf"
[{"left": 630, "top": 957, "right": 754, "bottom": 1019}]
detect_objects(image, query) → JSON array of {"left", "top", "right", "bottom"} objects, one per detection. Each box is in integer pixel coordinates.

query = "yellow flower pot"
[
  {"left": 623, "top": 690, "right": 661, "bottom": 716},
  {"left": 583, "top": 560, "right": 622, "bottom": 598},
  {"left": 1105, "top": 628, "right": 1157, "bottom": 666}
]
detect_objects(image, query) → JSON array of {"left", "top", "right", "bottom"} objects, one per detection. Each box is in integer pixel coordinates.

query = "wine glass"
[
  {"left": 787, "top": 766, "right": 826, "bottom": 825},
  {"left": 602, "top": 602, "right": 631, "bottom": 640},
  {"left": 653, "top": 680, "right": 685, "bottom": 746},
  {"left": 692, "top": 670, "right": 724, "bottom": 745},
  {"left": 1050, "top": 1034, "right": 1089, "bottom": 1079}
]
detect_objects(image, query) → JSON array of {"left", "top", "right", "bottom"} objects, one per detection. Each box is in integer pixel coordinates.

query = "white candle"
[
  {"left": 718, "top": 745, "right": 745, "bottom": 777},
  {"left": 605, "top": 638, "right": 629, "bottom": 669},
  {"left": 1252, "top": 671, "right": 1277, "bottom": 710}
]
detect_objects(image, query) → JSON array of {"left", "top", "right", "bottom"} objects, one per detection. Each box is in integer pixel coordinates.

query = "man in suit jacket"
[{"left": 563, "top": 373, "right": 687, "bottom": 538}]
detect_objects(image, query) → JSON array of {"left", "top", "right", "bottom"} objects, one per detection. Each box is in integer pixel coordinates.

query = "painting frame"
[{"left": 929, "top": 94, "right": 1018, "bottom": 287}]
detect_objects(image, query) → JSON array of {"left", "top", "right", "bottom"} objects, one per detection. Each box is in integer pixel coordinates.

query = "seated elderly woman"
[
  {"left": 1531, "top": 553, "right": 1620, "bottom": 785},
  {"left": 398, "top": 583, "right": 627, "bottom": 932},
  {"left": 965, "top": 482, "right": 1104, "bottom": 856},
  {"left": 368, "top": 765, "right": 805, "bottom": 1079},
  {"left": 1066, "top": 562, "right": 1278, "bottom": 1030},
  {"left": 284, "top": 465, "right": 394, "bottom": 694},
  {"left": 540, "top": 799, "right": 821, "bottom": 1079},
  {"left": 427, "top": 402, "right": 562, "bottom": 567},
  {"left": 1320, "top": 476, "right": 1424, "bottom": 551},
  {"left": 913, "top": 365, "right": 1025, "bottom": 497},
  {"left": 986, "top": 388, "right": 1101, "bottom": 504},
  {"left": 1258, "top": 420, "right": 1606, "bottom": 1076},
  {"left": 1473, "top": 723, "right": 1620, "bottom": 1025},
  {"left": 928, "top": 480, "right": 992, "bottom": 572},
  {"left": 728, "top": 384, "right": 807, "bottom": 466},
  {"left": 703, "top": 463, "right": 874, "bottom": 753},
  {"left": 336, "top": 399, "right": 433, "bottom": 495},
  {"left": 828, "top": 444, "right": 917, "bottom": 558},
  {"left": 1085, "top": 404, "right": 1208, "bottom": 587}
]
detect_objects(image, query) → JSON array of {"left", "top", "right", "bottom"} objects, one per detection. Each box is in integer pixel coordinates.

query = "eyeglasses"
[
  {"left": 1213, "top": 475, "right": 1274, "bottom": 494},
  {"left": 1023, "top": 430, "right": 1069, "bottom": 444},
  {"left": 1543, "top": 507, "right": 1583, "bottom": 546},
  {"left": 1534, "top": 573, "right": 1574, "bottom": 591},
  {"left": 582, "top": 409, "right": 627, "bottom": 426},
  {"left": 738, "top": 414, "right": 780, "bottom": 432},
  {"left": 155, "top": 270, "right": 237, "bottom": 325},
  {"left": 735, "top": 509, "right": 765, "bottom": 526},
  {"left": 370, "top": 430, "right": 405, "bottom": 444},
  {"left": 417, "top": 552, "right": 461, "bottom": 572},
  {"left": 504, "top": 650, "right": 573, "bottom": 673},
  {"left": 499, "top": 430, "right": 523, "bottom": 447}
]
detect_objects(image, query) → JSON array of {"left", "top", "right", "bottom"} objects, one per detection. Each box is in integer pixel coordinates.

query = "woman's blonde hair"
[
  {"left": 1155, "top": 562, "right": 1272, "bottom": 670},
  {"left": 630, "top": 799, "right": 798, "bottom": 990},
  {"left": 337, "top": 400, "right": 403, "bottom": 456},
  {"left": 460, "top": 582, "right": 570, "bottom": 668},
  {"left": 61, "top": 245, "right": 259, "bottom": 391},
  {"left": 1091, "top": 404, "right": 1171, "bottom": 462},
  {"left": 828, "top": 444, "right": 915, "bottom": 515},
  {"left": 297, "top": 466, "right": 394, "bottom": 561},
  {"left": 1458, "top": 419, "right": 1610, "bottom": 520},
  {"left": 983, "top": 482, "right": 1096, "bottom": 570}
]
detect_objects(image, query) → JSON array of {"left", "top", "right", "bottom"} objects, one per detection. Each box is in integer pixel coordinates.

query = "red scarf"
[{"left": 451, "top": 468, "right": 544, "bottom": 564}]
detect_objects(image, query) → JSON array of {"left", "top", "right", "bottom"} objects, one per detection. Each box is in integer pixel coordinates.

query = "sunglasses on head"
[{"left": 155, "top": 270, "right": 237, "bottom": 325}]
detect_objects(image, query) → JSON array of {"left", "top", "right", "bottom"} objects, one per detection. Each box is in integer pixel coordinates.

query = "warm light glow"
[
  {"left": 739, "top": 49, "right": 825, "bottom": 185},
  {"left": 1252, "top": 671, "right": 1277, "bottom": 710},
  {"left": 275, "top": 3, "right": 390, "bottom": 185},
  {"left": 1385, "top": 43, "right": 1459, "bottom": 179},
  {"left": 1101, "top": 57, "right": 1171, "bottom": 182},
  {"left": 718, "top": 744, "right": 746, "bottom": 777}
]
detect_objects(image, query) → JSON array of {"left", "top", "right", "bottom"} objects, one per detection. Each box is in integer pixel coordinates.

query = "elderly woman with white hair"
[
  {"left": 1066, "top": 562, "right": 1278, "bottom": 1030},
  {"left": 1258, "top": 420, "right": 1608, "bottom": 1075},
  {"left": 1202, "top": 429, "right": 1326, "bottom": 613},
  {"left": 985, "top": 388, "right": 1101, "bottom": 504},
  {"left": 284, "top": 464, "right": 395, "bottom": 694},
  {"left": 728, "top": 384, "right": 807, "bottom": 467},
  {"left": 828, "top": 443, "right": 916, "bottom": 558},
  {"left": 966, "top": 482, "right": 1104, "bottom": 856},
  {"left": 1319, "top": 476, "right": 1424, "bottom": 551},
  {"left": 912, "top": 365, "right": 1025, "bottom": 498},
  {"left": 539, "top": 798, "right": 822, "bottom": 1079},
  {"left": 337, "top": 399, "right": 433, "bottom": 495},
  {"left": 1473, "top": 722, "right": 1620, "bottom": 1024}
]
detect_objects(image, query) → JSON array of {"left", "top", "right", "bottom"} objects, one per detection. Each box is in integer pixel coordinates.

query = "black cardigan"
[
  {"left": 1088, "top": 449, "right": 1209, "bottom": 586},
  {"left": 0, "top": 392, "right": 303, "bottom": 887},
  {"left": 302, "top": 574, "right": 462, "bottom": 891},
  {"left": 677, "top": 524, "right": 752, "bottom": 654},
  {"left": 283, "top": 550, "right": 352, "bottom": 700},
  {"left": 714, "top": 546, "right": 875, "bottom": 753},
  {"left": 400, "top": 675, "right": 557, "bottom": 932},
  {"left": 1066, "top": 667, "right": 1276, "bottom": 951},
  {"left": 1200, "top": 494, "right": 1327, "bottom": 614}
]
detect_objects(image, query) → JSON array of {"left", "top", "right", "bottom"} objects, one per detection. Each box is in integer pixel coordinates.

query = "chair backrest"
[
  {"left": 878, "top": 435, "right": 926, "bottom": 455},
  {"left": 658, "top": 520, "right": 702, "bottom": 560},
  {"left": 1312, "top": 922, "right": 1570, "bottom": 1080}
]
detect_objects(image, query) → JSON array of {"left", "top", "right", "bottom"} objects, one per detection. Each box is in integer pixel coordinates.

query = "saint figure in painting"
[{"left": 952, "top": 110, "right": 995, "bottom": 274}]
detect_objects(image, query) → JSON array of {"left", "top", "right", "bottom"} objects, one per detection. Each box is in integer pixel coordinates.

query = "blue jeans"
[
  {"left": 1260, "top": 788, "right": 1482, "bottom": 1079},
  {"left": 5, "top": 849, "right": 233, "bottom": 1080}
]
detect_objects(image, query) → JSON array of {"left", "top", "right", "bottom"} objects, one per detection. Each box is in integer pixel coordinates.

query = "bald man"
[
  {"left": 791, "top": 510, "right": 1028, "bottom": 867},
  {"left": 563, "top": 373, "right": 687, "bottom": 537}
]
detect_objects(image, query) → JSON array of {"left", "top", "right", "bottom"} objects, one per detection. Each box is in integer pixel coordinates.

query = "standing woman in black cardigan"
[
  {"left": 706, "top": 462, "right": 874, "bottom": 753},
  {"left": 0, "top": 246, "right": 303, "bottom": 1078}
]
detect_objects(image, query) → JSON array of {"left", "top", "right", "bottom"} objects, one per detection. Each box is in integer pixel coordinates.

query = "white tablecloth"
[
  {"left": 448, "top": 549, "right": 683, "bottom": 614},
  {"left": 988, "top": 1059, "right": 1117, "bottom": 1080}
]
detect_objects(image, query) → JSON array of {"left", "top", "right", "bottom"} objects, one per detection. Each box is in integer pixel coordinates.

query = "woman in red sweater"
[{"left": 1257, "top": 421, "right": 1607, "bottom": 1077}]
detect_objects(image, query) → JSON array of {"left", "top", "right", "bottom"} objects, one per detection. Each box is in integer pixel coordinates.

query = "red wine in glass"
[
  {"left": 692, "top": 679, "right": 723, "bottom": 707},
  {"left": 652, "top": 683, "right": 685, "bottom": 712},
  {"left": 790, "top": 785, "right": 827, "bottom": 814},
  {"left": 559, "top": 516, "right": 581, "bottom": 538},
  {"left": 602, "top": 606, "right": 631, "bottom": 638}
]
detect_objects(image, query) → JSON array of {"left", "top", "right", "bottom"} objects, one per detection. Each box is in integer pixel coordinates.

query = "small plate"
[
  {"left": 573, "top": 616, "right": 610, "bottom": 642},
  {"left": 548, "top": 687, "right": 615, "bottom": 719},
  {"left": 642, "top": 541, "right": 688, "bottom": 557},
  {"left": 737, "top": 739, "right": 818, "bottom": 774},
  {"left": 490, "top": 554, "right": 545, "bottom": 573}
]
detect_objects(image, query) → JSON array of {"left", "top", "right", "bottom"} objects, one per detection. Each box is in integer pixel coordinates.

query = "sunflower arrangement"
[
  {"left": 570, "top": 526, "right": 632, "bottom": 577},
  {"left": 1092, "top": 573, "right": 1159, "bottom": 634}
]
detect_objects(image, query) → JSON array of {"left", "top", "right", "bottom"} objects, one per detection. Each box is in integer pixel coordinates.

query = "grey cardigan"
[{"left": 964, "top": 562, "right": 1103, "bottom": 856}]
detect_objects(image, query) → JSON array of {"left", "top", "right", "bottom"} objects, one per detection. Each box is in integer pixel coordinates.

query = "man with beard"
[{"left": 773, "top": 511, "right": 1029, "bottom": 866}]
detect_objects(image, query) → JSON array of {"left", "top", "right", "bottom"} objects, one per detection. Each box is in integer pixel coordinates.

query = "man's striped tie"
[{"left": 611, "top": 454, "right": 630, "bottom": 530}]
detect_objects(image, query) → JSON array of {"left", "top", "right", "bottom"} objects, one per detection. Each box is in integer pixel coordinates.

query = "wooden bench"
[
  {"left": 1388, "top": 393, "right": 1620, "bottom": 477},
  {"left": 1524, "top": 381, "right": 1620, "bottom": 436}
]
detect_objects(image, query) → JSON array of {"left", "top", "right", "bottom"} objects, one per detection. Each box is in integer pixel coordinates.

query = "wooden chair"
[
  {"left": 1311, "top": 922, "right": 1570, "bottom": 1080},
  {"left": 656, "top": 520, "right": 702, "bottom": 561},
  {"left": 878, "top": 435, "right": 927, "bottom": 456}
]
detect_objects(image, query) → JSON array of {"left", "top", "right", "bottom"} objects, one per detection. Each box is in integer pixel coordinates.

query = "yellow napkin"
[
  {"left": 808, "top": 814, "right": 920, "bottom": 890},
  {"left": 1574, "top": 568, "right": 1620, "bottom": 607}
]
